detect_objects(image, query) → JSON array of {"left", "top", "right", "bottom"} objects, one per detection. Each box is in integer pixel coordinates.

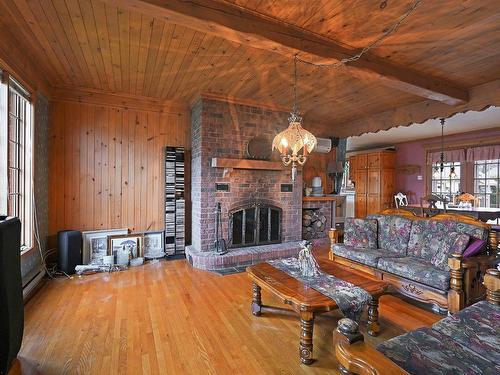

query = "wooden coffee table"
[{"left": 246, "top": 259, "right": 389, "bottom": 365}]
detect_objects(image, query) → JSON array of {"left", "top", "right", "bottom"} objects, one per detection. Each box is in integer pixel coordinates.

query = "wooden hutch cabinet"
[{"left": 349, "top": 151, "right": 396, "bottom": 218}]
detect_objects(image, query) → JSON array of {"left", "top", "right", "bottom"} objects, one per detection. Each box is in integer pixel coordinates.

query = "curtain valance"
[
  {"left": 466, "top": 145, "right": 500, "bottom": 162},
  {"left": 426, "top": 149, "right": 466, "bottom": 165}
]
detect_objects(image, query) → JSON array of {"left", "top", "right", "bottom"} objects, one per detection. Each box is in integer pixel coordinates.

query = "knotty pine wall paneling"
[
  {"left": 48, "top": 100, "right": 190, "bottom": 239},
  {"left": 302, "top": 150, "right": 335, "bottom": 194}
]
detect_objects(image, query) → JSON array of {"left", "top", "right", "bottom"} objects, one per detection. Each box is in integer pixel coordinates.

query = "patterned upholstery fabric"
[
  {"left": 430, "top": 232, "right": 470, "bottom": 270},
  {"left": 377, "top": 327, "right": 500, "bottom": 375},
  {"left": 343, "top": 218, "right": 378, "bottom": 249},
  {"left": 432, "top": 301, "right": 500, "bottom": 364},
  {"left": 332, "top": 244, "right": 401, "bottom": 268},
  {"left": 367, "top": 214, "right": 413, "bottom": 255},
  {"left": 407, "top": 220, "right": 449, "bottom": 261},
  {"left": 377, "top": 256, "right": 450, "bottom": 290},
  {"left": 440, "top": 219, "right": 489, "bottom": 241}
]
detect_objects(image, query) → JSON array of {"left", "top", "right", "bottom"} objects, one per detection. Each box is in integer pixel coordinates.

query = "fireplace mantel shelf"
[{"left": 211, "top": 157, "right": 285, "bottom": 171}]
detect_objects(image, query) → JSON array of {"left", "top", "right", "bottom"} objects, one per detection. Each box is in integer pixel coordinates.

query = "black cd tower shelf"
[{"left": 165, "top": 146, "right": 185, "bottom": 256}]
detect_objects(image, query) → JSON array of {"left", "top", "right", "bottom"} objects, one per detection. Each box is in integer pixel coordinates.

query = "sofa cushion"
[
  {"left": 440, "top": 219, "right": 489, "bottom": 241},
  {"left": 367, "top": 214, "right": 413, "bottom": 255},
  {"left": 377, "top": 327, "right": 500, "bottom": 375},
  {"left": 377, "top": 256, "right": 450, "bottom": 290},
  {"left": 407, "top": 220, "right": 449, "bottom": 261},
  {"left": 332, "top": 244, "right": 400, "bottom": 268},
  {"left": 343, "top": 218, "right": 378, "bottom": 249},
  {"left": 430, "top": 232, "right": 470, "bottom": 270},
  {"left": 432, "top": 300, "right": 500, "bottom": 364}
]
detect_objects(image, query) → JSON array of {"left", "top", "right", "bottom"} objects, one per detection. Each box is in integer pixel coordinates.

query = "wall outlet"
[{"left": 417, "top": 175, "right": 423, "bottom": 181}]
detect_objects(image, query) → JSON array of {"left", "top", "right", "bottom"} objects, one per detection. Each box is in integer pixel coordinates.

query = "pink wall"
[
  {"left": 395, "top": 128, "right": 500, "bottom": 203},
  {"left": 395, "top": 141, "right": 426, "bottom": 203}
]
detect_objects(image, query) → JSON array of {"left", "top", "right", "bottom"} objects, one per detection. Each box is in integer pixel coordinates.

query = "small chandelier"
[
  {"left": 272, "top": 56, "right": 317, "bottom": 181},
  {"left": 433, "top": 118, "right": 456, "bottom": 179}
]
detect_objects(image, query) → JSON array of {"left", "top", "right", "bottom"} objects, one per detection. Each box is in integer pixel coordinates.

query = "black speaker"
[
  {"left": 0, "top": 217, "right": 23, "bottom": 375},
  {"left": 57, "top": 230, "right": 82, "bottom": 275}
]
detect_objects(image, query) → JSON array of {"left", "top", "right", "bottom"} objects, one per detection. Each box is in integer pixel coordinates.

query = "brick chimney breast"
[{"left": 190, "top": 98, "right": 302, "bottom": 252}]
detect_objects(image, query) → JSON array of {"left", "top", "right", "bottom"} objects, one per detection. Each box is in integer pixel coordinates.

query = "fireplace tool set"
[{"left": 214, "top": 202, "right": 228, "bottom": 254}]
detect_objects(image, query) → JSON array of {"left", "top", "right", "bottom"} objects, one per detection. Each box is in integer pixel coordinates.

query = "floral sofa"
[
  {"left": 334, "top": 268, "right": 500, "bottom": 375},
  {"left": 329, "top": 209, "right": 497, "bottom": 313}
]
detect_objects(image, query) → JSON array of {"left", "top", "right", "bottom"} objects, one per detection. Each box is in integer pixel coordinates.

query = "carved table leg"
[
  {"left": 367, "top": 297, "right": 380, "bottom": 337},
  {"left": 251, "top": 282, "right": 262, "bottom": 316},
  {"left": 299, "top": 311, "right": 314, "bottom": 365}
]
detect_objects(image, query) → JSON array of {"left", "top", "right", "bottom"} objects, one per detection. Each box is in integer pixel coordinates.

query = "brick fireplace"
[{"left": 187, "top": 97, "right": 302, "bottom": 268}]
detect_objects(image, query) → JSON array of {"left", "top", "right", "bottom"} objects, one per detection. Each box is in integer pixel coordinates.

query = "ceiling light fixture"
[
  {"left": 272, "top": 56, "right": 317, "bottom": 181},
  {"left": 433, "top": 118, "right": 456, "bottom": 179}
]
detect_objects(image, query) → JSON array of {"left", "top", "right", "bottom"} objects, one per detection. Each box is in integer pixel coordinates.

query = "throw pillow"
[
  {"left": 463, "top": 238, "right": 487, "bottom": 258},
  {"left": 344, "top": 218, "right": 378, "bottom": 249},
  {"left": 431, "top": 232, "right": 470, "bottom": 270}
]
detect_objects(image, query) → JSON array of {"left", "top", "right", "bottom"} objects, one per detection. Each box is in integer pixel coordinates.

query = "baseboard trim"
[{"left": 23, "top": 267, "right": 45, "bottom": 302}]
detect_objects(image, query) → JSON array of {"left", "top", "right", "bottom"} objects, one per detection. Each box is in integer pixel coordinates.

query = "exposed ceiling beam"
[
  {"left": 333, "top": 78, "right": 500, "bottom": 138},
  {"left": 105, "top": 0, "right": 468, "bottom": 105}
]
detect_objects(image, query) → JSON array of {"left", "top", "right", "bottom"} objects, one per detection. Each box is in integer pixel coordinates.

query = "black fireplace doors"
[{"left": 229, "top": 203, "right": 281, "bottom": 247}]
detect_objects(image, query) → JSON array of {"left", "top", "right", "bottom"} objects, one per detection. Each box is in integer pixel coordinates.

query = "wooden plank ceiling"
[
  {"left": 226, "top": 0, "right": 500, "bottom": 88},
  {"left": 1, "top": 0, "right": 499, "bottom": 130}
]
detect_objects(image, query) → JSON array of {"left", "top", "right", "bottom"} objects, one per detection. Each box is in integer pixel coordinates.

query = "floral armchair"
[{"left": 334, "top": 269, "right": 500, "bottom": 375}]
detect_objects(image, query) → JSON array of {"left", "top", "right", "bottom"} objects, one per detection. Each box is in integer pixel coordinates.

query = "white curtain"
[
  {"left": 426, "top": 149, "right": 466, "bottom": 165},
  {"left": 466, "top": 145, "right": 500, "bottom": 162}
]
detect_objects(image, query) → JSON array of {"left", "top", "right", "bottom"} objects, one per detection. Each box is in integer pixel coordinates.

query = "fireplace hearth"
[{"left": 229, "top": 203, "right": 281, "bottom": 247}]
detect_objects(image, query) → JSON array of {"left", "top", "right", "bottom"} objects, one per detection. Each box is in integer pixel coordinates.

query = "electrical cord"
[
  {"left": 295, "top": 0, "right": 422, "bottom": 68},
  {"left": 32, "top": 174, "right": 71, "bottom": 280}
]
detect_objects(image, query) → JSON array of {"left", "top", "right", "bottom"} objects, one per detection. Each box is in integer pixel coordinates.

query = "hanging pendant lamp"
[
  {"left": 432, "top": 118, "right": 456, "bottom": 179},
  {"left": 272, "top": 56, "right": 317, "bottom": 181}
]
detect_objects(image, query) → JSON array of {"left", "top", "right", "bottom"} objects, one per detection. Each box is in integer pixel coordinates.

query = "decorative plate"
[{"left": 246, "top": 136, "right": 272, "bottom": 160}]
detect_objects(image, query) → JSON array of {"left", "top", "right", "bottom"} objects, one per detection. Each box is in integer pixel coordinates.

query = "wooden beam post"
[{"left": 106, "top": 0, "right": 468, "bottom": 105}]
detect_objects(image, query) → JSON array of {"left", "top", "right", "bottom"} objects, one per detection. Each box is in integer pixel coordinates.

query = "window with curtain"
[
  {"left": 431, "top": 161, "right": 461, "bottom": 202},
  {"left": 5, "top": 76, "right": 33, "bottom": 250},
  {"left": 473, "top": 159, "right": 500, "bottom": 208}
]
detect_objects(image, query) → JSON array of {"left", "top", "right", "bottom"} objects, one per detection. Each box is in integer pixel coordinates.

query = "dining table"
[{"left": 401, "top": 204, "right": 500, "bottom": 222}]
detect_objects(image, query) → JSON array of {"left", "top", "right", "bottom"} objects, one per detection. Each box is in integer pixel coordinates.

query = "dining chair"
[
  {"left": 394, "top": 192, "right": 409, "bottom": 209},
  {"left": 455, "top": 192, "right": 477, "bottom": 207},
  {"left": 420, "top": 194, "right": 447, "bottom": 217}
]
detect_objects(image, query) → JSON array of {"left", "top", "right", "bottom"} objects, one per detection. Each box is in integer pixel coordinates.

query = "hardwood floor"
[{"left": 11, "top": 249, "right": 440, "bottom": 375}]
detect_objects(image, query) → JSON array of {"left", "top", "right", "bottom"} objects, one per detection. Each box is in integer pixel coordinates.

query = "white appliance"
[
  {"left": 314, "top": 138, "right": 332, "bottom": 153},
  {"left": 311, "top": 177, "right": 322, "bottom": 187}
]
